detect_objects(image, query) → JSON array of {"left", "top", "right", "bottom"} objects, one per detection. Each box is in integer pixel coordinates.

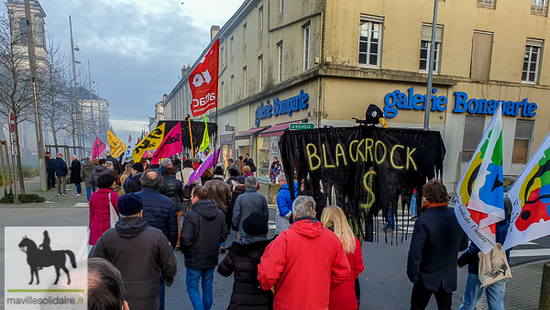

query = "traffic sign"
[
  {"left": 9, "top": 112, "right": 15, "bottom": 132},
  {"left": 289, "top": 123, "right": 315, "bottom": 130}
]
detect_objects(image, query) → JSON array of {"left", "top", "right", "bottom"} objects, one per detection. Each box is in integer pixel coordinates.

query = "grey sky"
[{"left": 35, "top": 0, "right": 243, "bottom": 142}]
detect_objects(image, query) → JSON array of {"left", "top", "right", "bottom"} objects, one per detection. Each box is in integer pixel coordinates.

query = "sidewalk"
[{"left": 0, "top": 176, "right": 88, "bottom": 208}]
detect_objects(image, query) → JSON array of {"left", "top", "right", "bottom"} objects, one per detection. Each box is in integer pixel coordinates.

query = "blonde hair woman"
[{"left": 321, "top": 206, "right": 365, "bottom": 310}]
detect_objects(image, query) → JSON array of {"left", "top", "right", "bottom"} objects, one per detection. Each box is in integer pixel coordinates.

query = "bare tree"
[{"left": 0, "top": 15, "right": 36, "bottom": 194}]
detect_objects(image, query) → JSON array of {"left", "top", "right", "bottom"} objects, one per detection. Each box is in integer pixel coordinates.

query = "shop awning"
[
  {"left": 260, "top": 122, "right": 300, "bottom": 137},
  {"left": 235, "top": 126, "right": 270, "bottom": 140}
]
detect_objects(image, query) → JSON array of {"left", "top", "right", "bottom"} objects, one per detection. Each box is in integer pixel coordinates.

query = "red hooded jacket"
[{"left": 258, "top": 218, "right": 350, "bottom": 310}]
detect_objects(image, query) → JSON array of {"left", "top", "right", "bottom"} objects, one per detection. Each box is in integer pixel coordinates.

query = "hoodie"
[
  {"left": 180, "top": 199, "right": 229, "bottom": 269},
  {"left": 90, "top": 165, "right": 108, "bottom": 188},
  {"left": 80, "top": 162, "right": 96, "bottom": 188},
  {"left": 257, "top": 218, "right": 351, "bottom": 310}
]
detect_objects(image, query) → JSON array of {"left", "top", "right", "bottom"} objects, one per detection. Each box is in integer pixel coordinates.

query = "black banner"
[
  {"left": 158, "top": 120, "right": 218, "bottom": 153},
  {"left": 279, "top": 127, "right": 445, "bottom": 243}
]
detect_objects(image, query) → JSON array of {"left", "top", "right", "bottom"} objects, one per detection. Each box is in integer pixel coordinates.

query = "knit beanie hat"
[
  {"left": 243, "top": 212, "right": 268, "bottom": 235},
  {"left": 117, "top": 194, "right": 143, "bottom": 216},
  {"left": 132, "top": 163, "right": 144, "bottom": 172}
]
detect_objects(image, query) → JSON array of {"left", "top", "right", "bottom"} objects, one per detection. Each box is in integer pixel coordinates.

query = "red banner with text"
[{"left": 190, "top": 39, "right": 219, "bottom": 117}]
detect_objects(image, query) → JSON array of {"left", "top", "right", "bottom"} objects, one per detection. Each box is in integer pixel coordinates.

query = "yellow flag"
[
  {"left": 132, "top": 123, "right": 166, "bottom": 163},
  {"left": 107, "top": 129, "right": 127, "bottom": 158}
]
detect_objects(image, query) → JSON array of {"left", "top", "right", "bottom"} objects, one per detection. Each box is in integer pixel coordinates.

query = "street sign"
[
  {"left": 9, "top": 112, "right": 15, "bottom": 132},
  {"left": 225, "top": 125, "right": 235, "bottom": 131},
  {"left": 289, "top": 123, "right": 315, "bottom": 130},
  {"left": 11, "top": 132, "right": 16, "bottom": 144},
  {"left": 11, "top": 144, "right": 17, "bottom": 156}
]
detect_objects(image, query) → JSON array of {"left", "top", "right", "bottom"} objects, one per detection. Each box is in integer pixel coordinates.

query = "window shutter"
[
  {"left": 462, "top": 116, "right": 485, "bottom": 151},
  {"left": 421, "top": 24, "right": 443, "bottom": 42},
  {"left": 515, "top": 120, "right": 534, "bottom": 139},
  {"left": 527, "top": 38, "right": 543, "bottom": 47}
]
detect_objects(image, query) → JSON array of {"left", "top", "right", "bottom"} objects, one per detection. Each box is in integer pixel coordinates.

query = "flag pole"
[{"left": 187, "top": 116, "right": 195, "bottom": 158}]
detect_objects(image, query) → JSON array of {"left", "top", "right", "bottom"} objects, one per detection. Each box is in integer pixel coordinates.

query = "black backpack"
[{"left": 183, "top": 183, "right": 196, "bottom": 199}]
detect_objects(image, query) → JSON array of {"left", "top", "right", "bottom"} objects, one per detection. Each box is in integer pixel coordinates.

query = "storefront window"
[
  {"left": 257, "top": 137, "right": 271, "bottom": 178},
  {"left": 221, "top": 145, "right": 234, "bottom": 167}
]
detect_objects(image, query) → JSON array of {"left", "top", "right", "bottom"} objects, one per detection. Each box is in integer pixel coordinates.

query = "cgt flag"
[
  {"left": 132, "top": 123, "right": 166, "bottom": 163},
  {"left": 455, "top": 102, "right": 505, "bottom": 254},
  {"left": 107, "top": 129, "right": 127, "bottom": 158},
  {"left": 190, "top": 39, "right": 219, "bottom": 117},
  {"left": 151, "top": 122, "right": 182, "bottom": 165},
  {"left": 91, "top": 137, "right": 107, "bottom": 159},
  {"left": 503, "top": 132, "right": 550, "bottom": 251}
]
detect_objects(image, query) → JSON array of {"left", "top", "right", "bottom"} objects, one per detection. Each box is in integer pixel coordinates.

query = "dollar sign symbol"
[{"left": 361, "top": 167, "right": 377, "bottom": 212}]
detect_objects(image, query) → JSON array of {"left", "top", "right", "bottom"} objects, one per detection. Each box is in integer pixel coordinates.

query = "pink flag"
[
  {"left": 91, "top": 137, "right": 107, "bottom": 159},
  {"left": 151, "top": 122, "right": 182, "bottom": 165},
  {"left": 189, "top": 148, "right": 220, "bottom": 183}
]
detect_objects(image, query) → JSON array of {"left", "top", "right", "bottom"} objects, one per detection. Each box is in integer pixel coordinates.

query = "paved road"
[{"left": 0, "top": 190, "right": 548, "bottom": 309}]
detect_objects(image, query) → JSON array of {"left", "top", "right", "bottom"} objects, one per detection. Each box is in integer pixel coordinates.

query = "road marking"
[
  {"left": 74, "top": 203, "right": 88, "bottom": 208},
  {"left": 510, "top": 249, "right": 550, "bottom": 257},
  {"left": 520, "top": 242, "right": 538, "bottom": 246}
]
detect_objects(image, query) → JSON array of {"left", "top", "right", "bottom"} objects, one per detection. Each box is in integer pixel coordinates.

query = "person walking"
[
  {"left": 45, "top": 151, "right": 55, "bottom": 189},
  {"left": 257, "top": 196, "right": 351, "bottom": 310},
  {"left": 204, "top": 166, "right": 232, "bottom": 252},
  {"left": 275, "top": 173, "right": 298, "bottom": 236},
  {"left": 176, "top": 159, "right": 200, "bottom": 214},
  {"left": 120, "top": 164, "right": 133, "bottom": 188},
  {"left": 159, "top": 167, "right": 184, "bottom": 249},
  {"left": 81, "top": 158, "right": 96, "bottom": 201},
  {"left": 52, "top": 152, "right": 68, "bottom": 196},
  {"left": 225, "top": 168, "right": 241, "bottom": 231},
  {"left": 232, "top": 176, "right": 268, "bottom": 241},
  {"left": 69, "top": 155, "right": 82, "bottom": 196},
  {"left": 237, "top": 166, "right": 259, "bottom": 190},
  {"left": 89, "top": 194, "right": 177, "bottom": 310},
  {"left": 181, "top": 186, "right": 228, "bottom": 310},
  {"left": 105, "top": 150, "right": 123, "bottom": 175},
  {"left": 269, "top": 157, "right": 282, "bottom": 183},
  {"left": 89, "top": 173, "right": 119, "bottom": 246},
  {"left": 125, "top": 163, "right": 144, "bottom": 194},
  {"left": 457, "top": 212, "right": 511, "bottom": 310},
  {"left": 226, "top": 158, "right": 240, "bottom": 175},
  {"left": 218, "top": 212, "right": 273, "bottom": 310},
  {"left": 90, "top": 159, "right": 109, "bottom": 189},
  {"left": 236, "top": 156, "right": 246, "bottom": 173},
  {"left": 321, "top": 206, "right": 365, "bottom": 310},
  {"left": 135, "top": 169, "right": 178, "bottom": 310},
  {"left": 407, "top": 180, "right": 468, "bottom": 310}
]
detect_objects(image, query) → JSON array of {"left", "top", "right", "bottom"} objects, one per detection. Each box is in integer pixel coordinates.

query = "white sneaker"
[
  {"left": 61, "top": 193, "right": 67, "bottom": 196},
  {"left": 75, "top": 194, "right": 81, "bottom": 196}
]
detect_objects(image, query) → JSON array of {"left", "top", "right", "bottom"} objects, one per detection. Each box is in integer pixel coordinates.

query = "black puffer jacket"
[
  {"left": 90, "top": 165, "right": 108, "bottom": 187},
  {"left": 135, "top": 188, "right": 178, "bottom": 248},
  {"left": 125, "top": 173, "right": 142, "bottom": 194},
  {"left": 159, "top": 175, "right": 184, "bottom": 212},
  {"left": 181, "top": 199, "right": 228, "bottom": 269},
  {"left": 218, "top": 238, "right": 273, "bottom": 310}
]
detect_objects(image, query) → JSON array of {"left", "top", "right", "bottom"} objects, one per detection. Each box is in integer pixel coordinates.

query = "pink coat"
[
  {"left": 89, "top": 188, "right": 119, "bottom": 245},
  {"left": 329, "top": 237, "right": 364, "bottom": 310}
]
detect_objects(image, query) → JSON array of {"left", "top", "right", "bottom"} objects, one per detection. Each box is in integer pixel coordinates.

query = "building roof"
[{"left": 77, "top": 86, "right": 105, "bottom": 101}]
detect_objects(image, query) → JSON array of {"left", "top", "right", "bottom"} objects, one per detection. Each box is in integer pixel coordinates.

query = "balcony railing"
[
  {"left": 477, "top": 0, "right": 496, "bottom": 9},
  {"left": 532, "top": 3, "right": 549, "bottom": 17}
]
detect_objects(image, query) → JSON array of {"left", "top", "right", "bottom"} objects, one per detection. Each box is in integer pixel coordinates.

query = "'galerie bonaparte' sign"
[
  {"left": 255, "top": 90, "right": 309, "bottom": 126},
  {"left": 383, "top": 87, "right": 538, "bottom": 118}
]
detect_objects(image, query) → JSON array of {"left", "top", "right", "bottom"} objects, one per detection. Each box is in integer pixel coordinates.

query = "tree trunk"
[{"left": 14, "top": 124, "right": 25, "bottom": 195}]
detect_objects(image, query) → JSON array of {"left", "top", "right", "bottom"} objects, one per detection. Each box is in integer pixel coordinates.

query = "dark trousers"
[
  {"left": 410, "top": 282, "right": 452, "bottom": 310},
  {"left": 47, "top": 172, "right": 56, "bottom": 188}
]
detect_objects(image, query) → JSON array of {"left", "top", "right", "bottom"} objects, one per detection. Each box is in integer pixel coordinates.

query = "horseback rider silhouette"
[{"left": 39, "top": 230, "right": 51, "bottom": 251}]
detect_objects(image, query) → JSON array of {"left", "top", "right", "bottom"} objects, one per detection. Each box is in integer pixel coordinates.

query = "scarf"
[{"left": 420, "top": 201, "right": 448, "bottom": 212}]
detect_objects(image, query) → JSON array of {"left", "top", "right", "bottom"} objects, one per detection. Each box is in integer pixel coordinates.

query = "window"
[
  {"left": 243, "top": 66, "right": 247, "bottom": 98},
  {"left": 419, "top": 24, "right": 443, "bottom": 73},
  {"left": 279, "top": 0, "right": 284, "bottom": 21},
  {"left": 230, "top": 36, "right": 234, "bottom": 63},
  {"left": 522, "top": 39, "right": 543, "bottom": 83},
  {"left": 470, "top": 31, "right": 493, "bottom": 82},
  {"left": 277, "top": 42, "right": 283, "bottom": 83},
  {"left": 532, "top": 0, "right": 548, "bottom": 16},
  {"left": 359, "top": 15, "right": 383, "bottom": 67},
  {"left": 231, "top": 75, "right": 235, "bottom": 103},
  {"left": 19, "top": 18, "right": 27, "bottom": 44},
  {"left": 461, "top": 116, "right": 485, "bottom": 162},
  {"left": 512, "top": 120, "right": 534, "bottom": 164},
  {"left": 258, "top": 55, "right": 263, "bottom": 91},
  {"left": 243, "top": 23, "right": 248, "bottom": 53},
  {"left": 259, "top": 6, "right": 264, "bottom": 34},
  {"left": 221, "top": 81, "right": 225, "bottom": 107},
  {"left": 477, "top": 0, "right": 496, "bottom": 9},
  {"left": 303, "top": 25, "right": 311, "bottom": 72},
  {"left": 221, "top": 46, "right": 225, "bottom": 67}
]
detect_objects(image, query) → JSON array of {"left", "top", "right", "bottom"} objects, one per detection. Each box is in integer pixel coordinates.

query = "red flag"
[
  {"left": 151, "top": 122, "right": 182, "bottom": 165},
  {"left": 190, "top": 39, "right": 219, "bottom": 117}
]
